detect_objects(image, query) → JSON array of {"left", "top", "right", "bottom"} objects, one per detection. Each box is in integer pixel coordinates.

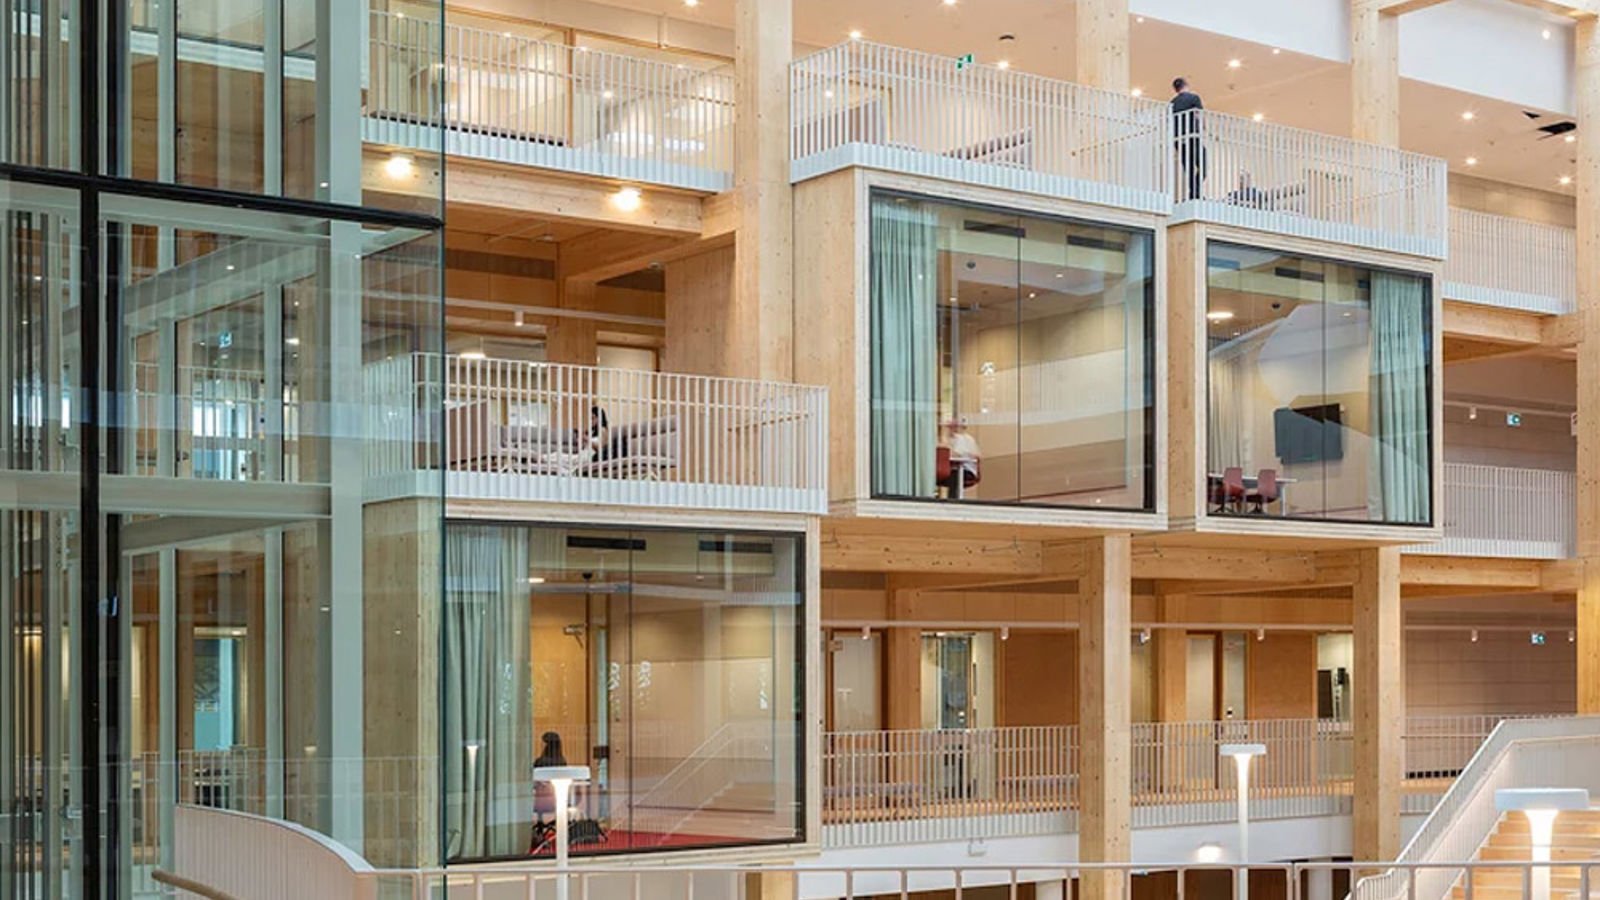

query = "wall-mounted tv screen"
[{"left": 1273, "top": 404, "right": 1344, "bottom": 465}]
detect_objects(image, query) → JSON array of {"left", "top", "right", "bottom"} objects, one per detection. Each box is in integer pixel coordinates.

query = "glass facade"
[
  {"left": 868, "top": 191, "right": 1156, "bottom": 510},
  {"left": 0, "top": 3, "right": 445, "bottom": 897},
  {"left": 441, "top": 523, "right": 805, "bottom": 861},
  {"left": 1205, "top": 242, "right": 1432, "bottom": 524}
]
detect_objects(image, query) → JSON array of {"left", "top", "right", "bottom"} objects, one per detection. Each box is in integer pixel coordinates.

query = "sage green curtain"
[
  {"left": 870, "top": 195, "right": 939, "bottom": 497},
  {"left": 1368, "top": 272, "right": 1431, "bottom": 523},
  {"left": 443, "top": 524, "right": 534, "bottom": 859}
]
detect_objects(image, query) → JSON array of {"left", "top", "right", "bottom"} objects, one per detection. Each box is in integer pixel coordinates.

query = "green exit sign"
[{"left": 955, "top": 53, "right": 975, "bottom": 69}]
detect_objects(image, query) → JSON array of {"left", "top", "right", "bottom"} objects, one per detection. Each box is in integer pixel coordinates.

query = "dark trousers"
[{"left": 1177, "top": 137, "right": 1205, "bottom": 201}]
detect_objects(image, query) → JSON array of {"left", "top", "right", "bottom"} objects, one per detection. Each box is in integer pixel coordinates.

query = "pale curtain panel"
[
  {"left": 1207, "top": 345, "right": 1253, "bottom": 472},
  {"left": 869, "top": 195, "right": 939, "bottom": 497},
  {"left": 443, "top": 524, "right": 534, "bottom": 859},
  {"left": 1368, "top": 272, "right": 1431, "bottom": 523}
]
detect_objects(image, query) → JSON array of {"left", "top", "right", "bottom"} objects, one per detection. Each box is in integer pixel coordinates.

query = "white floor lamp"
[
  {"left": 1220, "top": 743, "right": 1266, "bottom": 900},
  {"left": 1495, "top": 787, "right": 1589, "bottom": 900},
  {"left": 535, "top": 765, "right": 592, "bottom": 900}
]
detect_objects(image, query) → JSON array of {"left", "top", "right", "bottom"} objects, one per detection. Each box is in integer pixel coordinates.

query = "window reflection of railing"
[
  {"left": 364, "top": 353, "right": 828, "bottom": 515},
  {"left": 790, "top": 41, "right": 1172, "bottom": 214},
  {"left": 130, "top": 363, "right": 293, "bottom": 481},
  {"left": 365, "top": 10, "right": 735, "bottom": 191},
  {"left": 1172, "top": 108, "right": 1448, "bottom": 257},
  {"left": 1445, "top": 208, "right": 1575, "bottom": 314}
]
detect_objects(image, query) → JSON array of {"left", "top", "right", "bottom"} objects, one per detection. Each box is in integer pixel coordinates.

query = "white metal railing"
[
  {"left": 822, "top": 716, "right": 1555, "bottom": 847},
  {"left": 129, "top": 363, "right": 295, "bottom": 482},
  {"left": 1445, "top": 208, "right": 1576, "bottom": 314},
  {"left": 790, "top": 41, "right": 1172, "bottom": 213},
  {"left": 1172, "top": 107, "right": 1448, "bottom": 257},
  {"left": 1403, "top": 463, "right": 1575, "bottom": 559},
  {"left": 1355, "top": 716, "right": 1600, "bottom": 900},
  {"left": 366, "top": 10, "right": 735, "bottom": 191},
  {"left": 364, "top": 353, "right": 828, "bottom": 515}
]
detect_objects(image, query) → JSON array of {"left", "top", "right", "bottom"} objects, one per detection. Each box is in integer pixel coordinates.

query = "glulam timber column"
[
  {"left": 1575, "top": 16, "right": 1600, "bottom": 716},
  {"left": 1350, "top": 0, "right": 1401, "bottom": 147},
  {"left": 1074, "top": 0, "right": 1130, "bottom": 92},
  {"left": 733, "top": 0, "right": 793, "bottom": 381},
  {"left": 1352, "top": 547, "right": 1403, "bottom": 864},
  {"left": 1078, "top": 535, "right": 1133, "bottom": 900},
  {"left": 884, "top": 578, "right": 923, "bottom": 786}
]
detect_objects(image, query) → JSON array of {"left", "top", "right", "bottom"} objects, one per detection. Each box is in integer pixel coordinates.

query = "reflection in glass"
[
  {"left": 1205, "top": 242, "right": 1432, "bottom": 523},
  {"left": 443, "top": 524, "right": 804, "bottom": 861},
  {"left": 869, "top": 191, "right": 1156, "bottom": 509}
]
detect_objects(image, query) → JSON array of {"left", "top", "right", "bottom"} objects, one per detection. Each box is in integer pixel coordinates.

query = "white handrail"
[
  {"left": 790, "top": 40, "right": 1172, "bottom": 214},
  {"left": 1355, "top": 716, "right": 1600, "bottom": 900},
  {"left": 365, "top": 353, "right": 829, "bottom": 514},
  {"left": 1403, "top": 463, "right": 1575, "bottom": 560},
  {"left": 1172, "top": 107, "right": 1448, "bottom": 257},
  {"left": 366, "top": 10, "right": 734, "bottom": 191},
  {"left": 1445, "top": 207, "right": 1575, "bottom": 314}
]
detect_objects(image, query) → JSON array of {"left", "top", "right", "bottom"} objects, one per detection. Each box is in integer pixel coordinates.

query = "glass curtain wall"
[
  {"left": 868, "top": 191, "right": 1156, "bottom": 510},
  {"left": 1205, "top": 242, "right": 1432, "bottom": 524},
  {"left": 441, "top": 523, "right": 805, "bottom": 862},
  {"left": 0, "top": 2, "right": 446, "bottom": 897}
]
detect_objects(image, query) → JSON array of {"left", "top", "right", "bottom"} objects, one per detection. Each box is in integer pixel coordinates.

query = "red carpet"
[{"left": 531, "top": 828, "right": 740, "bottom": 857}]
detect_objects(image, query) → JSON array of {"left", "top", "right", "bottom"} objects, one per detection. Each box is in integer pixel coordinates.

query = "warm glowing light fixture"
[
  {"left": 1465, "top": 156, "right": 1478, "bottom": 166},
  {"left": 997, "top": 60, "right": 1011, "bottom": 70},
  {"left": 1461, "top": 110, "right": 1476, "bottom": 121},
  {"left": 384, "top": 153, "right": 414, "bottom": 179},
  {"left": 611, "top": 186, "right": 643, "bottom": 211},
  {"left": 1252, "top": 112, "right": 1264, "bottom": 122},
  {"left": 848, "top": 29, "right": 863, "bottom": 40},
  {"left": 1131, "top": 87, "right": 1143, "bottom": 97},
  {"left": 1227, "top": 58, "right": 1242, "bottom": 69},
  {"left": 1560, "top": 175, "right": 1574, "bottom": 186},
  {"left": 1206, "top": 310, "right": 1235, "bottom": 322}
]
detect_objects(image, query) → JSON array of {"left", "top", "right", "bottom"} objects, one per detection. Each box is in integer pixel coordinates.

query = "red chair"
[
  {"left": 936, "top": 446, "right": 952, "bottom": 487},
  {"left": 1247, "top": 468, "right": 1280, "bottom": 514},
  {"left": 1210, "top": 466, "right": 1246, "bottom": 513}
]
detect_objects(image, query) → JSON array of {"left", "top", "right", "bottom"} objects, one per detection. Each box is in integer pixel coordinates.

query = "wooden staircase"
[{"left": 1450, "top": 808, "right": 1600, "bottom": 900}]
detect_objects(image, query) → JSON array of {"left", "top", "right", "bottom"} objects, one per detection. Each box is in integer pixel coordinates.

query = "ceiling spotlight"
[
  {"left": 1206, "top": 310, "right": 1235, "bottom": 321},
  {"left": 848, "top": 29, "right": 863, "bottom": 40},
  {"left": 611, "top": 186, "right": 643, "bottom": 211},
  {"left": 1560, "top": 175, "right": 1574, "bottom": 186},
  {"left": 1542, "top": 28, "right": 1552, "bottom": 39},
  {"left": 1197, "top": 843, "right": 1224, "bottom": 864},
  {"left": 528, "top": 576, "right": 545, "bottom": 584},
  {"left": 602, "top": 89, "right": 615, "bottom": 99},
  {"left": 1465, "top": 156, "right": 1478, "bottom": 166},
  {"left": 1139, "top": 627, "right": 1152, "bottom": 644},
  {"left": 1131, "top": 87, "right": 1143, "bottom": 97},
  {"left": 514, "top": 311, "right": 525, "bottom": 328},
  {"left": 1566, "top": 134, "right": 1577, "bottom": 143},
  {"left": 997, "top": 60, "right": 1011, "bottom": 70},
  {"left": 1570, "top": 630, "right": 1577, "bottom": 643},
  {"left": 1271, "top": 48, "right": 1281, "bottom": 55},
  {"left": 943, "top": 0, "right": 957, "bottom": 6},
  {"left": 1136, "top": 15, "right": 1146, "bottom": 23},
  {"left": 1252, "top": 112, "right": 1264, "bottom": 122},
  {"left": 1256, "top": 628, "right": 1266, "bottom": 641},
  {"left": 1468, "top": 406, "right": 1478, "bottom": 420},
  {"left": 1001, "top": 626, "right": 1010, "bottom": 641},
  {"left": 1471, "top": 629, "right": 1479, "bottom": 642},
  {"left": 1227, "top": 58, "right": 1242, "bottom": 69},
  {"left": 861, "top": 625, "right": 871, "bottom": 640},
  {"left": 824, "top": 89, "right": 834, "bottom": 98},
  {"left": 1461, "top": 110, "right": 1475, "bottom": 121}
]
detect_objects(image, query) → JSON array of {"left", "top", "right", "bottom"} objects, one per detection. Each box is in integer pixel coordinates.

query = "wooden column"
[
  {"left": 1575, "top": 17, "right": 1600, "bottom": 715},
  {"left": 744, "top": 870, "right": 797, "bottom": 900},
  {"left": 884, "top": 580, "right": 922, "bottom": 732},
  {"left": 547, "top": 273, "right": 598, "bottom": 366},
  {"left": 1350, "top": 0, "right": 1401, "bottom": 147},
  {"left": 663, "top": 244, "right": 737, "bottom": 377},
  {"left": 1078, "top": 535, "right": 1133, "bottom": 900},
  {"left": 733, "top": 0, "right": 793, "bottom": 382},
  {"left": 1352, "top": 547, "right": 1403, "bottom": 864},
  {"left": 1075, "top": 0, "right": 1130, "bottom": 92},
  {"left": 1153, "top": 594, "right": 1188, "bottom": 723}
]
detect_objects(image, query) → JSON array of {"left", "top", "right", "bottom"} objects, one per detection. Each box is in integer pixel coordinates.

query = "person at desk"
[{"left": 943, "top": 419, "right": 982, "bottom": 499}]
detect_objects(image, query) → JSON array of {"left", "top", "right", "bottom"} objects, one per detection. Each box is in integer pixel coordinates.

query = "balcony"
[
  {"left": 365, "top": 354, "right": 828, "bottom": 516},
  {"left": 822, "top": 715, "right": 1542, "bottom": 848},
  {"left": 790, "top": 41, "right": 1172, "bottom": 214},
  {"left": 1174, "top": 108, "right": 1449, "bottom": 258},
  {"left": 1445, "top": 208, "right": 1575, "bottom": 314},
  {"left": 1404, "top": 462, "right": 1575, "bottom": 559},
  {"left": 365, "top": 11, "right": 734, "bottom": 192}
]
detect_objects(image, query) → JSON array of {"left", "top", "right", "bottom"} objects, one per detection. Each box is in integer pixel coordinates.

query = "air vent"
[
  {"left": 1273, "top": 266, "right": 1325, "bottom": 283},
  {"left": 566, "top": 535, "right": 646, "bottom": 551},
  {"left": 1067, "top": 235, "right": 1127, "bottom": 252},
  {"left": 963, "top": 220, "right": 1026, "bottom": 239},
  {"left": 698, "top": 539, "right": 774, "bottom": 555}
]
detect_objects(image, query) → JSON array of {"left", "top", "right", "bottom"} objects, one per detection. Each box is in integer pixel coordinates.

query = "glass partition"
[
  {"left": 442, "top": 523, "right": 805, "bottom": 862},
  {"left": 868, "top": 191, "right": 1156, "bottom": 510},
  {"left": 1205, "top": 242, "right": 1433, "bottom": 524}
]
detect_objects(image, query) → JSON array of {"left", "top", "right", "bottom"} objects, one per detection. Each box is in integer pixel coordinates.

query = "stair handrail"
[{"left": 1354, "top": 715, "right": 1600, "bottom": 900}]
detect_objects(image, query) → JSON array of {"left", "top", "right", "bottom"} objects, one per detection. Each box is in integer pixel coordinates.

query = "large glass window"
[
  {"left": 1205, "top": 242, "right": 1433, "bottom": 524},
  {"left": 442, "top": 523, "right": 805, "bottom": 862},
  {"left": 868, "top": 191, "right": 1156, "bottom": 510}
]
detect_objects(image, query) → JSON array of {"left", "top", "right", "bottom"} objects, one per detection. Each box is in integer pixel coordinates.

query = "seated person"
[
  {"left": 1225, "top": 171, "right": 1272, "bottom": 210},
  {"left": 529, "top": 732, "right": 606, "bottom": 854},
  {"left": 942, "top": 419, "right": 982, "bottom": 499}
]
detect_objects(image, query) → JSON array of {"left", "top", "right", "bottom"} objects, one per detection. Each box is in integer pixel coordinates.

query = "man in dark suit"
[{"left": 1172, "top": 77, "right": 1205, "bottom": 201}]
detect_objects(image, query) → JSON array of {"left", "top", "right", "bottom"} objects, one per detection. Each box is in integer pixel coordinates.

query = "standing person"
[{"left": 1172, "top": 77, "right": 1205, "bottom": 201}]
